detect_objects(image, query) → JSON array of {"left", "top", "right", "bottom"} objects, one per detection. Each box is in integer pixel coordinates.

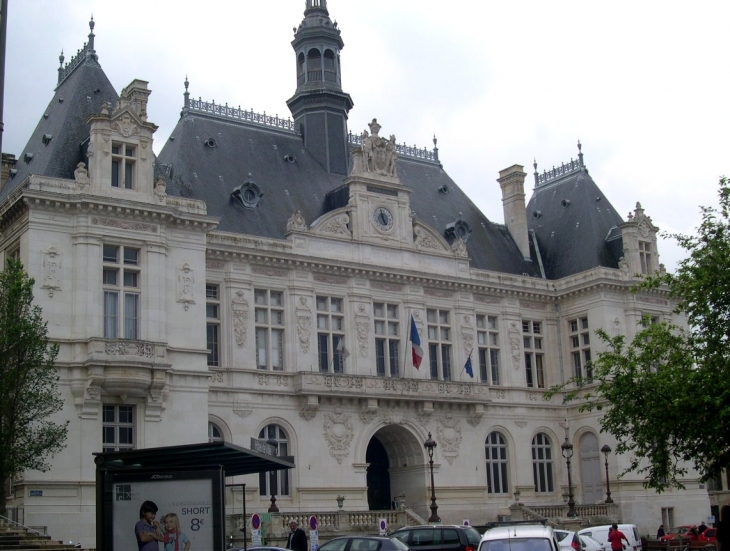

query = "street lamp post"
[
  {"left": 424, "top": 432, "right": 440, "bottom": 523},
  {"left": 561, "top": 434, "right": 577, "bottom": 518},
  {"left": 266, "top": 439, "right": 280, "bottom": 513},
  {"left": 601, "top": 444, "right": 614, "bottom": 503}
]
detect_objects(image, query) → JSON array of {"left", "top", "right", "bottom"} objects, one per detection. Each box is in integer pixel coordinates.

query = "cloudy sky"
[{"left": 5, "top": 0, "right": 730, "bottom": 271}]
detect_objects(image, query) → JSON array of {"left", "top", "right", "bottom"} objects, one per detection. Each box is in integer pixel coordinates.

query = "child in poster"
[
  {"left": 163, "top": 513, "right": 191, "bottom": 551},
  {"left": 135, "top": 501, "right": 164, "bottom": 551}
]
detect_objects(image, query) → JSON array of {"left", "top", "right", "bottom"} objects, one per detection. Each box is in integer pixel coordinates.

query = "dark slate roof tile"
[
  {"left": 527, "top": 169, "right": 624, "bottom": 279},
  {"left": 1, "top": 59, "right": 118, "bottom": 201}
]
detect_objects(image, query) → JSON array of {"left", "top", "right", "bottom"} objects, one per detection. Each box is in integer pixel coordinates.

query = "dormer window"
[
  {"left": 639, "top": 240, "right": 653, "bottom": 274},
  {"left": 111, "top": 143, "right": 136, "bottom": 189}
]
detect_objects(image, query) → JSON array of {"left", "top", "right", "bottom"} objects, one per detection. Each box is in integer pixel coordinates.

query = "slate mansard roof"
[
  {"left": 155, "top": 102, "right": 540, "bottom": 276},
  {"left": 527, "top": 150, "right": 625, "bottom": 280},
  {"left": 4, "top": 8, "right": 628, "bottom": 282},
  {"left": 1, "top": 33, "right": 119, "bottom": 202}
]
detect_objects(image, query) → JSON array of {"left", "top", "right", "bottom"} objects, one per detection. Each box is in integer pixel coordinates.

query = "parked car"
[
  {"left": 318, "top": 536, "right": 410, "bottom": 551},
  {"left": 659, "top": 526, "right": 697, "bottom": 542},
  {"left": 391, "top": 524, "right": 482, "bottom": 551},
  {"left": 554, "top": 531, "right": 603, "bottom": 551},
  {"left": 244, "top": 547, "right": 290, "bottom": 551},
  {"left": 699, "top": 528, "right": 717, "bottom": 543},
  {"left": 479, "top": 522, "right": 560, "bottom": 551},
  {"left": 577, "top": 525, "right": 641, "bottom": 551},
  {"left": 578, "top": 535, "right": 603, "bottom": 551},
  {"left": 554, "top": 530, "right": 581, "bottom": 551}
]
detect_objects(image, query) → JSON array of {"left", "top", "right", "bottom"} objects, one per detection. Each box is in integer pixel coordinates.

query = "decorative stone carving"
[
  {"left": 467, "top": 404, "right": 484, "bottom": 427},
  {"left": 111, "top": 113, "right": 139, "bottom": 138},
  {"left": 231, "top": 290, "right": 250, "bottom": 347},
  {"left": 436, "top": 413, "right": 462, "bottom": 464},
  {"left": 287, "top": 209, "right": 307, "bottom": 232},
  {"left": 323, "top": 407, "right": 354, "bottom": 464},
  {"left": 414, "top": 226, "right": 442, "bottom": 251},
  {"left": 359, "top": 408, "right": 378, "bottom": 425},
  {"left": 74, "top": 162, "right": 90, "bottom": 188},
  {"left": 105, "top": 341, "right": 154, "bottom": 357},
  {"left": 460, "top": 314, "right": 475, "bottom": 354},
  {"left": 210, "top": 371, "right": 224, "bottom": 383},
  {"left": 41, "top": 247, "right": 62, "bottom": 297},
  {"left": 252, "top": 265, "right": 288, "bottom": 278},
  {"left": 355, "top": 119, "right": 398, "bottom": 177},
  {"left": 324, "top": 375, "right": 363, "bottom": 389},
  {"left": 91, "top": 217, "right": 158, "bottom": 233},
  {"left": 475, "top": 295, "right": 501, "bottom": 304},
  {"left": 154, "top": 177, "right": 167, "bottom": 202},
  {"left": 295, "top": 296, "right": 312, "bottom": 354},
  {"left": 320, "top": 213, "right": 351, "bottom": 237},
  {"left": 206, "top": 260, "right": 225, "bottom": 270},
  {"left": 451, "top": 237, "right": 468, "bottom": 257},
  {"left": 177, "top": 263, "right": 195, "bottom": 310},
  {"left": 233, "top": 401, "right": 253, "bottom": 418},
  {"left": 515, "top": 421, "right": 527, "bottom": 428},
  {"left": 355, "top": 304, "right": 370, "bottom": 358},
  {"left": 299, "top": 395, "right": 319, "bottom": 420},
  {"left": 313, "top": 274, "right": 347, "bottom": 285},
  {"left": 508, "top": 321, "right": 521, "bottom": 370},
  {"left": 257, "top": 374, "right": 288, "bottom": 387},
  {"left": 371, "top": 281, "right": 403, "bottom": 292}
]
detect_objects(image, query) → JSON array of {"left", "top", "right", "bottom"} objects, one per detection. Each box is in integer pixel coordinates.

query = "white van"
[{"left": 577, "top": 525, "right": 641, "bottom": 551}]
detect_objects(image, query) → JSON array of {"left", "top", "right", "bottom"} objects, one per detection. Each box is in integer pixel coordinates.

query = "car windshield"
[
  {"left": 676, "top": 528, "right": 690, "bottom": 535},
  {"left": 465, "top": 528, "right": 482, "bottom": 546},
  {"left": 481, "top": 538, "right": 552, "bottom": 551}
]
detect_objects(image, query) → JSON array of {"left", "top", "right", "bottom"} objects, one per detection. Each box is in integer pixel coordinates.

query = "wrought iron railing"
[
  {"left": 188, "top": 99, "right": 297, "bottom": 133},
  {"left": 535, "top": 158, "right": 583, "bottom": 186},
  {"left": 347, "top": 132, "right": 438, "bottom": 163}
]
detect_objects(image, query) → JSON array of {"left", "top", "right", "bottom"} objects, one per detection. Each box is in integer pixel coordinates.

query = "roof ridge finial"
[
  {"left": 183, "top": 75, "right": 190, "bottom": 110},
  {"left": 88, "top": 15, "right": 95, "bottom": 52},
  {"left": 577, "top": 139, "right": 584, "bottom": 167},
  {"left": 533, "top": 158, "right": 539, "bottom": 186}
]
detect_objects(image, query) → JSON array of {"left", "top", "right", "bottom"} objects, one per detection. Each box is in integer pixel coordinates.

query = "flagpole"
[{"left": 403, "top": 308, "right": 411, "bottom": 374}]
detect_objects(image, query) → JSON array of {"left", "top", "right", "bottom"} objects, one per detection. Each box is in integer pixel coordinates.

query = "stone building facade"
[{"left": 0, "top": 0, "right": 719, "bottom": 546}]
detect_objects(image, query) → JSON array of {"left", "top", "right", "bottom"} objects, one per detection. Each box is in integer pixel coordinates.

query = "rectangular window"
[
  {"left": 568, "top": 316, "right": 592, "bottom": 382},
  {"left": 102, "top": 405, "right": 135, "bottom": 452},
  {"left": 374, "top": 302, "right": 400, "bottom": 377},
  {"left": 111, "top": 143, "right": 136, "bottom": 189},
  {"left": 317, "top": 296, "right": 346, "bottom": 373},
  {"left": 639, "top": 240, "right": 652, "bottom": 274},
  {"left": 523, "top": 320, "right": 545, "bottom": 388},
  {"left": 103, "top": 245, "right": 140, "bottom": 339},
  {"left": 255, "top": 289, "right": 284, "bottom": 371},
  {"left": 477, "top": 314, "right": 500, "bottom": 385},
  {"left": 427, "top": 308, "right": 452, "bottom": 381},
  {"left": 206, "top": 284, "right": 221, "bottom": 367}
]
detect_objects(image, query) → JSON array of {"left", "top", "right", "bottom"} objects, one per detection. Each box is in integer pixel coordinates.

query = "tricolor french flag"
[{"left": 410, "top": 314, "right": 424, "bottom": 369}]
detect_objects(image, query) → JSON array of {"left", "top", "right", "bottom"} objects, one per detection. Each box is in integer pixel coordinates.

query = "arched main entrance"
[
  {"left": 366, "top": 438, "right": 391, "bottom": 510},
  {"left": 365, "top": 425, "right": 428, "bottom": 514}
]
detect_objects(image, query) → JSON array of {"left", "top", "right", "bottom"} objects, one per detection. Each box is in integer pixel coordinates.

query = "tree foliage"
[
  {"left": 0, "top": 259, "right": 68, "bottom": 515},
  {"left": 552, "top": 178, "right": 730, "bottom": 492}
]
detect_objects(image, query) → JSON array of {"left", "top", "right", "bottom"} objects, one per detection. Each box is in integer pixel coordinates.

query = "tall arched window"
[
  {"left": 259, "top": 424, "right": 290, "bottom": 497},
  {"left": 532, "top": 433, "right": 554, "bottom": 493},
  {"left": 485, "top": 432, "right": 509, "bottom": 494},
  {"left": 208, "top": 422, "right": 223, "bottom": 443}
]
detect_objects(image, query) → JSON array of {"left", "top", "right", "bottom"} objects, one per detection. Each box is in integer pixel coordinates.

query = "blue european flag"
[{"left": 464, "top": 350, "right": 474, "bottom": 378}]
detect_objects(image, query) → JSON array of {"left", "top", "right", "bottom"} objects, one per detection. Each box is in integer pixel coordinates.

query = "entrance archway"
[{"left": 365, "top": 425, "right": 428, "bottom": 514}]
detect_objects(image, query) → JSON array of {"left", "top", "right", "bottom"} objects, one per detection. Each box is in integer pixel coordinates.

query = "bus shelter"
[{"left": 94, "top": 441, "right": 294, "bottom": 551}]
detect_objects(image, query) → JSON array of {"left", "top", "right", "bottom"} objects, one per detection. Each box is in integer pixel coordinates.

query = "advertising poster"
[{"left": 107, "top": 469, "right": 222, "bottom": 551}]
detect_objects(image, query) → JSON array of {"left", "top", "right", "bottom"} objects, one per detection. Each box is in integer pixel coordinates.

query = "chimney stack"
[{"left": 498, "top": 164, "right": 530, "bottom": 259}]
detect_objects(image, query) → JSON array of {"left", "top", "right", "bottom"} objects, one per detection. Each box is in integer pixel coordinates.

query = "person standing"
[
  {"left": 657, "top": 525, "right": 665, "bottom": 539},
  {"left": 608, "top": 524, "right": 630, "bottom": 551},
  {"left": 286, "top": 519, "right": 308, "bottom": 551}
]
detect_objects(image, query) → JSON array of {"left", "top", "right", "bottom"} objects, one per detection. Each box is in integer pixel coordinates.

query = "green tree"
[
  {"left": 0, "top": 259, "right": 68, "bottom": 515},
  {"left": 552, "top": 178, "right": 730, "bottom": 492}
]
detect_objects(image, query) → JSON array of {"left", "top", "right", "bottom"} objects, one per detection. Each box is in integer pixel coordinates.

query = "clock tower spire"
[{"left": 287, "top": 0, "right": 354, "bottom": 176}]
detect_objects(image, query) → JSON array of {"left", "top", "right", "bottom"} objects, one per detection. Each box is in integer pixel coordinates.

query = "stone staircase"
[{"left": 0, "top": 520, "right": 87, "bottom": 551}]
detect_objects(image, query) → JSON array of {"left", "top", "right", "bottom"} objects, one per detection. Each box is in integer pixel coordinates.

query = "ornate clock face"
[{"left": 373, "top": 206, "right": 394, "bottom": 232}]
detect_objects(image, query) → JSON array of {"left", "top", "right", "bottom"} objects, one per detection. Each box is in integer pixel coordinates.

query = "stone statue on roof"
[{"left": 352, "top": 118, "right": 397, "bottom": 178}]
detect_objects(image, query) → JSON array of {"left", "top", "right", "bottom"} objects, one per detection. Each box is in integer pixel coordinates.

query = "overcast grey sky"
[{"left": 5, "top": 0, "right": 730, "bottom": 272}]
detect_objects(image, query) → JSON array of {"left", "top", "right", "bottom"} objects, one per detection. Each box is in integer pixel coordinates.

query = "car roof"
[{"left": 482, "top": 524, "right": 555, "bottom": 541}]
